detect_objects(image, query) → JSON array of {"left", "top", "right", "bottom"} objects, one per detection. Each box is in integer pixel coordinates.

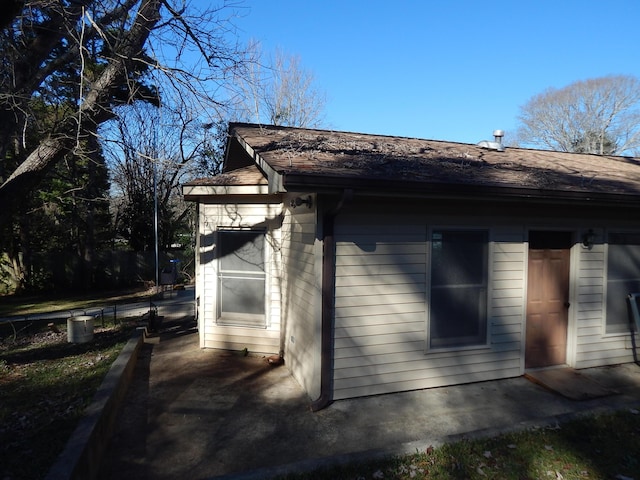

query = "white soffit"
[{"left": 183, "top": 184, "right": 270, "bottom": 198}]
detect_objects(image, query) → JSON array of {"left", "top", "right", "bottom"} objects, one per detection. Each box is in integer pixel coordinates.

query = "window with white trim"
[
  {"left": 606, "top": 232, "right": 640, "bottom": 334},
  {"left": 429, "top": 229, "right": 488, "bottom": 348},
  {"left": 217, "top": 229, "right": 266, "bottom": 327}
]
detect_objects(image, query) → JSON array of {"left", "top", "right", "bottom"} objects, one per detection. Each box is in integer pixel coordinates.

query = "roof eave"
[
  {"left": 182, "top": 184, "right": 270, "bottom": 201},
  {"left": 281, "top": 173, "right": 640, "bottom": 207},
  {"left": 230, "top": 128, "right": 284, "bottom": 194}
]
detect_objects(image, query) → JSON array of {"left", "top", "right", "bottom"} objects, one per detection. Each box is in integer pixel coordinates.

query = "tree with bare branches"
[
  {"left": 0, "top": 0, "right": 249, "bottom": 291},
  {"left": 516, "top": 75, "right": 640, "bottom": 155},
  {"left": 0, "top": 0, "right": 248, "bottom": 229},
  {"left": 236, "top": 44, "right": 326, "bottom": 128},
  {"left": 104, "top": 98, "right": 207, "bottom": 252}
]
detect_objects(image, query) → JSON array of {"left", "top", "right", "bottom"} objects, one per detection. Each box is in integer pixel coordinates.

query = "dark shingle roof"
[
  {"left": 238, "top": 124, "right": 640, "bottom": 194},
  {"left": 187, "top": 123, "right": 640, "bottom": 200},
  {"left": 183, "top": 165, "right": 267, "bottom": 187}
]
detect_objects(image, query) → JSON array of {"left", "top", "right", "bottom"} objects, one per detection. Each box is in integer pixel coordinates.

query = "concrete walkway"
[{"left": 101, "top": 316, "right": 640, "bottom": 480}]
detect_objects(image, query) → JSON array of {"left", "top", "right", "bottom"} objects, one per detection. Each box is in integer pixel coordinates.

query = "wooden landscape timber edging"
[{"left": 44, "top": 327, "right": 147, "bottom": 480}]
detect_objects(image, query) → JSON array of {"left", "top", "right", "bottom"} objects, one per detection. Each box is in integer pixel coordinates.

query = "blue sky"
[{"left": 223, "top": 0, "right": 640, "bottom": 145}]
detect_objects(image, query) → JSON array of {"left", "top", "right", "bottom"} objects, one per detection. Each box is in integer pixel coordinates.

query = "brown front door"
[{"left": 525, "top": 231, "right": 571, "bottom": 369}]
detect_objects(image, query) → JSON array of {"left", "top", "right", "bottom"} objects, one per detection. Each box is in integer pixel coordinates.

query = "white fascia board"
[
  {"left": 269, "top": 171, "right": 285, "bottom": 193},
  {"left": 234, "top": 134, "right": 285, "bottom": 194},
  {"left": 183, "top": 184, "right": 270, "bottom": 199}
]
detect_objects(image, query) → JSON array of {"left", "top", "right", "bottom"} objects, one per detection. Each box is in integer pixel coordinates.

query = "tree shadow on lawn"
[
  {"left": 0, "top": 325, "right": 133, "bottom": 365},
  {"left": 0, "top": 324, "right": 135, "bottom": 479},
  {"left": 553, "top": 410, "right": 640, "bottom": 477}
]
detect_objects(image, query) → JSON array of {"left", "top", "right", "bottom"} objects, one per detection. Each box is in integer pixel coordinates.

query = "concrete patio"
[{"left": 99, "top": 316, "right": 640, "bottom": 479}]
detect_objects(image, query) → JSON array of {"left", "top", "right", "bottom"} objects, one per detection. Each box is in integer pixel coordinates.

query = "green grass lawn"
[
  {"left": 273, "top": 410, "right": 640, "bottom": 480},
  {"left": 0, "top": 287, "right": 152, "bottom": 318},
  {"left": 2, "top": 291, "right": 639, "bottom": 480},
  {"left": 0, "top": 322, "right": 134, "bottom": 479}
]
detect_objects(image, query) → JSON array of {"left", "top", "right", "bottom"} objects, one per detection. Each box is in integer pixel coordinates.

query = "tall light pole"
[
  {"left": 153, "top": 156, "right": 159, "bottom": 292},
  {"left": 153, "top": 83, "right": 160, "bottom": 293}
]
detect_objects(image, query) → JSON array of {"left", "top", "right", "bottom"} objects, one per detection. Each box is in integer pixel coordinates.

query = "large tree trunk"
[
  {"left": 1, "top": 136, "right": 69, "bottom": 196},
  {"left": 0, "top": 0, "right": 162, "bottom": 230},
  {"left": 0, "top": 1, "right": 89, "bottom": 162}
]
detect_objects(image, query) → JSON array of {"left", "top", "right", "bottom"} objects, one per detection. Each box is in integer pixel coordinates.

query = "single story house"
[{"left": 182, "top": 122, "right": 640, "bottom": 410}]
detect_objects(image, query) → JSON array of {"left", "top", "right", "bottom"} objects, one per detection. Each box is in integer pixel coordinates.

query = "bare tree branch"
[
  {"left": 234, "top": 43, "right": 326, "bottom": 128},
  {"left": 0, "top": 0, "right": 163, "bottom": 223},
  {"left": 0, "top": 0, "right": 249, "bottom": 232},
  {"left": 517, "top": 75, "right": 640, "bottom": 155}
]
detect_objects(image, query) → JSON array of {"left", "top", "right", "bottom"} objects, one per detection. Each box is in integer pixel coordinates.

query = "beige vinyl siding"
[
  {"left": 205, "top": 326, "right": 280, "bottom": 351},
  {"left": 491, "top": 232, "right": 527, "bottom": 358},
  {"left": 574, "top": 239, "right": 634, "bottom": 367},
  {"left": 198, "top": 202, "right": 281, "bottom": 354},
  {"left": 281, "top": 199, "right": 322, "bottom": 398},
  {"left": 332, "top": 218, "right": 524, "bottom": 400}
]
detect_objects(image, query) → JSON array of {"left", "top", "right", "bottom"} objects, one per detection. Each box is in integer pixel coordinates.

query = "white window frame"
[
  {"left": 426, "top": 227, "right": 490, "bottom": 350},
  {"left": 216, "top": 228, "right": 267, "bottom": 328}
]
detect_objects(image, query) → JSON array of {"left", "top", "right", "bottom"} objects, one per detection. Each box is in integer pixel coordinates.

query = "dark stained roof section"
[
  {"left": 183, "top": 164, "right": 267, "bottom": 186},
  {"left": 187, "top": 123, "right": 640, "bottom": 200}
]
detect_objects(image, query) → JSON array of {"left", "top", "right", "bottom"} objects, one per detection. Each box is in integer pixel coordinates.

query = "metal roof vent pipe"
[
  {"left": 477, "top": 129, "right": 505, "bottom": 151},
  {"left": 493, "top": 129, "right": 505, "bottom": 150}
]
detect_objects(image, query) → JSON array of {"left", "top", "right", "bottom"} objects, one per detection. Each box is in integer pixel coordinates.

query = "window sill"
[
  {"left": 601, "top": 330, "right": 635, "bottom": 339},
  {"left": 425, "top": 343, "right": 492, "bottom": 354},
  {"left": 216, "top": 313, "right": 266, "bottom": 329}
]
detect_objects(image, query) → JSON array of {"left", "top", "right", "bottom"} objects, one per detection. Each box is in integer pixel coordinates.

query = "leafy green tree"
[
  {"left": 0, "top": 0, "right": 247, "bottom": 228},
  {"left": 0, "top": 1, "right": 249, "bottom": 291},
  {"left": 0, "top": 133, "right": 112, "bottom": 292},
  {"left": 0, "top": 1, "right": 142, "bottom": 291}
]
